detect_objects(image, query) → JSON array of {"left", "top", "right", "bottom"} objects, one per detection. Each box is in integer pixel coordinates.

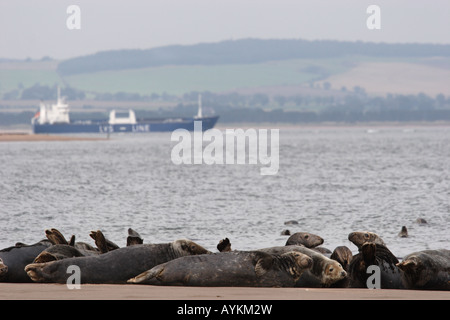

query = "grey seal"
[
  {"left": 398, "top": 226, "right": 408, "bottom": 238},
  {"left": 415, "top": 218, "right": 427, "bottom": 224},
  {"left": 285, "top": 232, "right": 324, "bottom": 248},
  {"left": 128, "top": 250, "right": 312, "bottom": 287},
  {"left": 258, "top": 245, "right": 347, "bottom": 287},
  {"left": 25, "top": 239, "right": 210, "bottom": 284},
  {"left": 348, "top": 242, "right": 404, "bottom": 289},
  {"left": 0, "top": 240, "right": 52, "bottom": 282},
  {"left": 396, "top": 249, "right": 450, "bottom": 290}
]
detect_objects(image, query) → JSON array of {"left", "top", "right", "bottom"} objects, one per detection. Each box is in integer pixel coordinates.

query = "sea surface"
[{"left": 1, "top": 125, "right": 449, "bottom": 258}]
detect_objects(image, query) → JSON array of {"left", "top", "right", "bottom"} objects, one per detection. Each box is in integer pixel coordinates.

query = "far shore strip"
[{"left": 0, "top": 133, "right": 107, "bottom": 142}]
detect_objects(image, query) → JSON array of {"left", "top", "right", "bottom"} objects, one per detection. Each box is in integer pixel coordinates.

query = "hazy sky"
[{"left": 1, "top": 0, "right": 449, "bottom": 60}]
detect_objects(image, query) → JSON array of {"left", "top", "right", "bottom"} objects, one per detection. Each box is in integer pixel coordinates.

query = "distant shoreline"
[
  {"left": 0, "top": 121, "right": 448, "bottom": 142},
  {"left": 215, "top": 121, "right": 450, "bottom": 129},
  {"left": 0, "top": 133, "right": 106, "bottom": 142}
]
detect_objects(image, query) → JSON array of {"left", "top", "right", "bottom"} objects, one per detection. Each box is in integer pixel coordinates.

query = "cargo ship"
[{"left": 31, "top": 89, "right": 218, "bottom": 134}]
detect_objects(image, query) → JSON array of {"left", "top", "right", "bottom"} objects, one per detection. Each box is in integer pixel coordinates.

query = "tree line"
[
  {"left": 56, "top": 38, "right": 450, "bottom": 76},
  {"left": 4, "top": 83, "right": 449, "bottom": 111},
  {"left": 2, "top": 88, "right": 449, "bottom": 126}
]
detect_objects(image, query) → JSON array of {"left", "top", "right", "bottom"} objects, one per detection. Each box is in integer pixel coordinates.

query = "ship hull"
[{"left": 32, "top": 116, "right": 219, "bottom": 134}]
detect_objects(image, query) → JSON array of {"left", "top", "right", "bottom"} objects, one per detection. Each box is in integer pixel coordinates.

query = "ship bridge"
[{"left": 108, "top": 110, "right": 137, "bottom": 124}]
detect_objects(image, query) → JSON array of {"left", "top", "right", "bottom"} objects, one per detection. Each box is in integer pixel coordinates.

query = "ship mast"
[
  {"left": 196, "top": 93, "right": 203, "bottom": 118},
  {"left": 57, "top": 86, "right": 61, "bottom": 104}
]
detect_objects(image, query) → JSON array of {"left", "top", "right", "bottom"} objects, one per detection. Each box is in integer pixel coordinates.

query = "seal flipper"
[
  {"left": 69, "top": 235, "right": 76, "bottom": 246},
  {"left": 25, "top": 261, "right": 61, "bottom": 283},
  {"left": 254, "top": 252, "right": 274, "bottom": 277},
  {"left": 90, "top": 230, "right": 117, "bottom": 253},
  {"left": 33, "top": 251, "right": 58, "bottom": 263},
  {"left": 127, "top": 228, "right": 144, "bottom": 246},
  {"left": 361, "top": 242, "right": 377, "bottom": 266},
  {"left": 128, "top": 265, "right": 165, "bottom": 284},
  {"left": 396, "top": 259, "right": 417, "bottom": 272},
  {"left": 45, "top": 228, "right": 69, "bottom": 245},
  {"left": 217, "top": 238, "right": 232, "bottom": 252}
]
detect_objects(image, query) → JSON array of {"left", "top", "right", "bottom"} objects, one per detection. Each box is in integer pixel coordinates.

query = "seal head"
[
  {"left": 285, "top": 232, "right": 324, "bottom": 248},
  {"left": 398, "top": 226, "right": 408, "bottom": 238},
  {"left": 330, "top": 246, "right": 353, "bottom": 271},
  {"left": 348, "top": 231, "right": 386, "bottom": 249},
  {"left": 172, "top": 239, "right": 211, "bottom": 256}
]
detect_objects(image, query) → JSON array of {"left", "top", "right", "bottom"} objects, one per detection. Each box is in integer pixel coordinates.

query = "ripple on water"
[{"left": 0, "top": 128, "right": 449, "bottom": 257}]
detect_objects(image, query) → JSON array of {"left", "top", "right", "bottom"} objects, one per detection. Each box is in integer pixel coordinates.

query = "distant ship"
[{"left": 31, "top": 88, "right": 219, "bottom": 134}]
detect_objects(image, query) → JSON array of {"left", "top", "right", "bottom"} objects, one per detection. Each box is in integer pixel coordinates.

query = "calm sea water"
[{"left": 0, "top": 126, "right": 449, "bottom": 258}]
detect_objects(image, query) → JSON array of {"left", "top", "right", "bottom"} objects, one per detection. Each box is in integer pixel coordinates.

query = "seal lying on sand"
[
  {"left": 348, "top": 231, "right": 386, "bottom": 249},
  {"left": 0, "top": 240, "right": 52, "bottom": 282},
  {"left": 128, "top": 250, "right": 312, "bottom": 287},
  {"left": 396, "top": 249, "right": 450, "bottom": 290},
  {"left": 25, "top": 239, "right": 210, "bottom": 284},
  {"left": 348, "top": 242, "right": 404, "bottom": 289},
  {"left": 285, "top": 232, "right": 324, "bottom": 248},
  {"left": 258, "top": 245, "right": 347, "bottom": 287}
]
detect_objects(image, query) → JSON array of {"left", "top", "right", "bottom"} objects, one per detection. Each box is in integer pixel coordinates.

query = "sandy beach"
[{"left": 0, "top": 283, "right": 448, "bottom": 300}]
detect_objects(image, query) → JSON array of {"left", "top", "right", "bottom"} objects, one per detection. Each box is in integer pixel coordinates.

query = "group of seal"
[
  {"left": 346, "top": 231, "right": 449, "bottom": 290},
  {"left": 26, "top": 238, "right": 211, "bottom": 284},
  {"left": 1, "top": 228, "right": 448, "bottom": 290},
  {"left": 0, "top": 228, "right": 141, "bottom": 282}
]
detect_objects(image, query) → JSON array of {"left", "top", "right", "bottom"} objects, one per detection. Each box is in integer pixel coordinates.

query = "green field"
[
  {"left": 62, "top": 58, "right": 351, "bottom": 95},
  {"left": 0, "top": 69, "right": 63, "bottom": 97},
  {"left": 1, "top": 55, "right": 448, "bottom": 98},
  {"left": 0, "top": 57, "right": 354, "bottom": 97}
]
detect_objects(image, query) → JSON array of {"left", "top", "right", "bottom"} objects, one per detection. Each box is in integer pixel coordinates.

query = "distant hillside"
[
  {"left": 57, "top": 38, "right": 450, "bottom": 76},
  {"left": 2, "top": 39, "right": 450, "bottom": 100}
]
